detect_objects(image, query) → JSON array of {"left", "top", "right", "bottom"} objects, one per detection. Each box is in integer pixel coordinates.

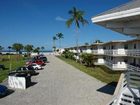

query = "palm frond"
[
  {"left": 56, "top": 33, "right": 64, "bottom": 39},
  {"left": 68, "top": 10, "right": 73, "bottom": 15},
  {"left": 75, "top": 20, "right": 80, "bottom": 28},
  {"left": 67, "top": 7, "right": 88, "bottom": 28},
  {"left": 53, "top": 36, "right": 57, "bottom": 40},
  {"left": 66, "top": 18, "right": 74, "bottom": 28}
]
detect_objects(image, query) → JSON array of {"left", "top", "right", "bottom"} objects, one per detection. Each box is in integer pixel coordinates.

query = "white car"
[{"left": 29, "top": 63, "right": 42, "bottom": 70}]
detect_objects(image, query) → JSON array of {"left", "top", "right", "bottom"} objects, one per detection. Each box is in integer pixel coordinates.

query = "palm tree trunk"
[
  {"left": 60, "top": 39, "right": 61, "bottom": 53},
  {"left": 53, "top": 40, "right": 55, "bottom": 51},
  {"left": 76, "top": 27, "right": 79, "bottom": 62},
  {"left": 59, "top": 39, "right": 61, "bottom": 49}
]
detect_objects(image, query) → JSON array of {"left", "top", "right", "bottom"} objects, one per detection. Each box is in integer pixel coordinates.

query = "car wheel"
[{"left": 35, "top": 68, "right": 38, "bottom": 70}]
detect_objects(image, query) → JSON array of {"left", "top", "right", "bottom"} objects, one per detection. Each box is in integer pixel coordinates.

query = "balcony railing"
[
  {"left": 92, "top": 49, "right": 140, "bottom": 57},
  {"left": 92, "top": 50, "right": 104, "bottom": 55},
  {"left": 126, "top": 49, "right": 140, "bottom": 57},
  {"left": 104, "top": 49, "right": 126, "bottom": 56},
  {"left": 105, "top": 61, "right": 127, "bottom": 70},
  {"left": 127, "top": 64, "right": 140, "bottom": 72}
]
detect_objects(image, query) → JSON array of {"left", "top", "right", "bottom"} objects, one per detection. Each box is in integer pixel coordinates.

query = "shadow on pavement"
[
  {"left": 0, "top": 89, "right": 15, "bottom": 99},
  {"left": 27, "top": 82, "right": 38, "bottom": 89},
  {"left": 97, "top": 82, "right": 117, "bottom": 95}
]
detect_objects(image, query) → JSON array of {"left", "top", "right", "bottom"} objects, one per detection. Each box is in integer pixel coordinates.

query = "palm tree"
[
  {"left": 12, "top": 43, "right": 24, "bottom": 54},
  {"left": 56, "top": 33, "right": 64, "bottom": 49},
  {"left": 33, "top": 47, "right": 40, "bottom": 54},
  {"left": 66, "top": 7, "right": 88, "bottom": 55},
  {"left": 24, "top": 44, "right": 34, "bottom": 56},
  {"left": 8, "top": 46, "right": 12, "bottom": 53},
  {"left": 41, "top": 46, "right": 45, "bottom": 53},
  {"left": 53, "top": 36, "right": 57, "bottom": 51},
  {"left": 0, "top": 46, "right": 4, "bottom": 53},
  {"left": 94, "top": 40, "right": 103, "bottom": 43}
]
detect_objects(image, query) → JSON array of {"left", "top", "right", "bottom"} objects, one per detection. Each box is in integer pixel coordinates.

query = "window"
[
  {"left": 103, "top": 46, "right": 106, "bottom": 49},
  {"left": 124, "top": 59, "right": 128, "bottom": 63},
  {"left": 124, "top": 44, "right": 128, "bottom": 49},
  {"left": 133, "top": 58, "right": 136, "bottom": 66},
  {"left": 111, "top": 45, "right": 114, "bottom": 49},
  {"left": 134, "top": 44, "right": 136, "bottom": 49}
]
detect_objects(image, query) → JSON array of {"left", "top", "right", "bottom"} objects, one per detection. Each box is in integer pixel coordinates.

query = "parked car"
[
  {"left": 32, "top": 60, "right": 45, "bottom": 66},
  {"left": 39, "top": 56, "right": 47, "bottom": 63},
  {"left": 0, "top": 64, "right": 5, "bottom": 70},
  {"left": 15, "top": 67, "right": 39, "bottom": 76},
  {"left": 26, "top": 59, "right": 45, "bottom": 66},
  {"left": 0, "top": 85, "right": 8, "bottom": 97},
  {"left": 28, "top": 63, "right": 42, "bottom": 70},
  {"left": 33, "top": 55, "right": 48, "bottom": 63}
]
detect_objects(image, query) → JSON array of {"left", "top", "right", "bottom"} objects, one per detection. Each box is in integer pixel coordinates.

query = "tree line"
[{"left": 0, "top": 43, "right": 45, "bottom": 54}]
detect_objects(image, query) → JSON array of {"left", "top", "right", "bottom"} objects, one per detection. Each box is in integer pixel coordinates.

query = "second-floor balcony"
[
  {"left": 82, "top": 49, "right": 92, "bottom": 54},
  {"left": 92, "top": 49, "right": 104, "bottom": 55},
  {"left": 125, "top": 50, "right": 140, "bottom": 57},
  {"left": 104, "top": 49, "right": 126, "bottom": 56},
  {"left": 92, "top": 49, "right": 140, "bottom": 57}
]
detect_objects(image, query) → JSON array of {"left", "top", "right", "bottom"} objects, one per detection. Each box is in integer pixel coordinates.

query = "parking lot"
[{"left": 0, "top": 55, "right": 113, "bottom": 105}]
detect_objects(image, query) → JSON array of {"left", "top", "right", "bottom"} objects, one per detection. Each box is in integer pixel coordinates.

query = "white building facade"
[{"left": 91, "top": 0, "right": 140, "bottom": 105}]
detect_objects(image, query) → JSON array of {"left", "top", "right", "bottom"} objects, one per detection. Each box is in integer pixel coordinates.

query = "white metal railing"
[
  {"left": 104, "top": 61, "right": 126, "bottom": 70},
  {"left": 104, "top": 50, "right": 127, "bottom": 56},
  {"left": 126, "top": 49, "right": 140, "bottom": 57},
  {"left": 92, "top": 49, "right": 140, "bottom": 57},
  {"left": 81, "top": 49, "right": 92, "bottom": 54},
  {"left": 127, "top": 64, "right": 140, "bottom": 72},
  {"left": 92, "top": 50, "right": 104, "bottom": 55},
  {"left": 92, "top": 50, "right": 98, "bottom": 54}
]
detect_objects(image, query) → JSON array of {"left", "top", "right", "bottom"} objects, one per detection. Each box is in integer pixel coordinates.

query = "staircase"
[{"left": 108, "top": 71, "right": 140, "bottom": 105}]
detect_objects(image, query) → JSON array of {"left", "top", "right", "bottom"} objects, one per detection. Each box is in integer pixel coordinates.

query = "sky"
[{"left": 0, "top": 0, "right": 132, "bottom": 50}]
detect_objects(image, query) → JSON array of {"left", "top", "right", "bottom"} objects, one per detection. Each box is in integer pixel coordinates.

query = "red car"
[
  {"left": 26, "top": 60, "right": 45, "bottom": 66},
  {"left": 33, "top": 60, "right": 45, "bottom": 66}
]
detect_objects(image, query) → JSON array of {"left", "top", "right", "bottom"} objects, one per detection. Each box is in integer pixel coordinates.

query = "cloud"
[{"left": 55, "top": 16, "right": 67, "bottom": 22}]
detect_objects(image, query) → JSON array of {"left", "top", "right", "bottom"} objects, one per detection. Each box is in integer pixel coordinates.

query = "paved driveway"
[{"left": 0, "top": 55, "right": 113, "bottom": 105}]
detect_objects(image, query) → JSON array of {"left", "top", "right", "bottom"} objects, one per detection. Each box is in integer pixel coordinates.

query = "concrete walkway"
[{"left": 0, "top": 55, "right": 113, "bottom": 105}]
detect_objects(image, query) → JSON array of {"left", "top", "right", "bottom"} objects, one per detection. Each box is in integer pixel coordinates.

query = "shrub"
[
  {"left": 62, "top": 50, "right": 75, "bottom": 60},
  {"left": 80, "top": 53, "right": 97, "bottom": 67}
]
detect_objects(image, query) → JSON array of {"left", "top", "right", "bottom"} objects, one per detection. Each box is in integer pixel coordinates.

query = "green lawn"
[
  {"left": 0, "top": 55, "right": 26, "bottom": 82},
  {"left": 57, "top": 56, "right": 122, "bottom": 83}
]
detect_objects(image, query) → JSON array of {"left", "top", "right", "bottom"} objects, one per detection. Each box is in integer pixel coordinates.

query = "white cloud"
[{"left": 55, "top": 16, "right": 66, "bottom": 22}]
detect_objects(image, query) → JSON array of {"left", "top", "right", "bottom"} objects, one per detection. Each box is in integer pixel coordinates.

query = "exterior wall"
[
  {"left": 97, "top": 58, "right": 105, "bottom": 64},
  {"left": 94, "top": 57, "right": 105, "bottom": 65}
]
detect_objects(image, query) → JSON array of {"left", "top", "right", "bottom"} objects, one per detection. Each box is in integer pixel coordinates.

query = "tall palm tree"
[
  {"left": 0, "top": 46, "right": 4, "bottom": 53},
  {"left": 66, "top": 7, "right": 88, "bottom": 54},
  {"left": 56, "top": 33, "right": 64, "bottom": 49},
  {"left": 24, "top": 44, "right": 34, "bottom": 56},
  {"left": 41, "top": 46, "right": 45, "bottom": 53},
  {"left": 53, "top": 36, "right": 57, "bottom": 51},
  {"left": 8, "top": 46, "right": 12, "bottom": 53},
  {"left": 12, "top": 43, "right": 24, "bottom": 54}
]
